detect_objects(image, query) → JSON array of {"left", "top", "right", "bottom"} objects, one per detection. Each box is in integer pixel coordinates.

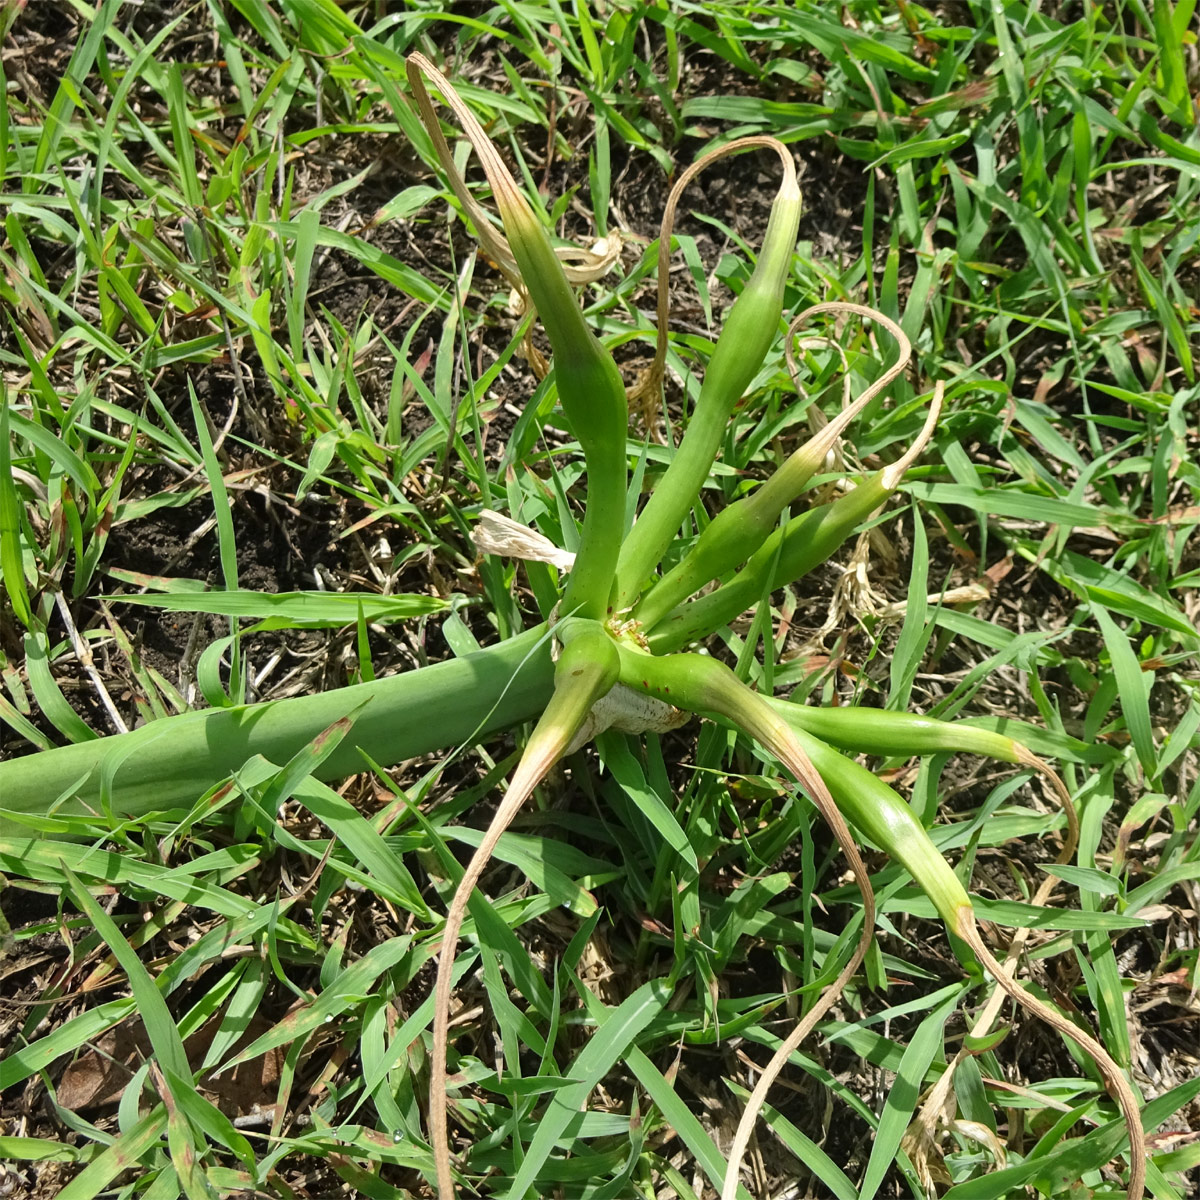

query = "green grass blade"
[
  {"left": 1092, "top": 604, "right": 1157, "bottom": 776},
  {"left": 109, "top": 588, "right": 448, "bottom": 626},
  {"left": 502, "top": 977, "right": 671, "bottom": 1199},
  {"left": 627, "top": 1047, "right": 754, "bottom": 1200},
  {"left": 54, "top": 1108, "right": 168, "bottom": 1200},
  {"left": 0, "top": 394, "right": 31, "bottom": 626},
  {"left": 60, "top": 865, "right": 192, "bottom": 1083}
]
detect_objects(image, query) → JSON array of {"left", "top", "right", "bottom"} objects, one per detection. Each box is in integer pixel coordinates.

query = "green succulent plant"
[{"left": 0, "top": 50, "right": 1147, "bottom": 1200}]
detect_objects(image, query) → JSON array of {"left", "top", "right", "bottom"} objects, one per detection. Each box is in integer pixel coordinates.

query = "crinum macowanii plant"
[
  {"left": 403, "top": 56, "right": 1146, "bottom": 1200},
  {"left": 0, "top": 47, "right": 1148, "bottom": 1200}
]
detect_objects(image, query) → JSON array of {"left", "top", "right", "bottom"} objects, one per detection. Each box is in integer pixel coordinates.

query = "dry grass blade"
[
  {"left": 404, "top": 53, "right": 619, "bottom": 298},
  {"left": 899, "top": 748, "right": 1145, "bottom": 1199},
  {"left": 721, "top": 385, "right": 942, "bottom": 1198},
  {"left": 429, "top": 756, "right": 549, "bottom": 1200},
  {"left": 405, "top": 54, "right": 524, "bottom": 291},
  {"left": 880, "top": 381, "right": 943, "bottom": 491},
  {"left": 1014, "top": 748, "right": 1082, "bottom": 860}
]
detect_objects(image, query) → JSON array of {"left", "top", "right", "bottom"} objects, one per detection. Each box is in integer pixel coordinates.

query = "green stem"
[
  {"left": 645, "top": 384, "right": 941, "bottom": 652},
  {"left": 634, "top": 304, "right": 911, "bottom": 628},
  {"left": 405, "top": 55, "right": 627, "bottom": 621},
  {"left": 605, "top": 647, "right": 878, "bottom": 1200},
  {"left": 774, "top": 717, "right": 973, "bottom": 930},
  {"left": 607, "top": 643, "right": 971, "bottom": 932},
  {"left": 769, "top": 698, "right": 1080, "bottom": 898},
  {"left": 770, "top": 702, "right": 1021, "bottom": 763},
  {"left": 502, "top": 218, "right": 628, "bottom": 621},
  {"left": 646, "top": 475, "right": 889, "bottom": 653},
  {"left": 613, "top": 169, "right": 801, "bottom": 611}
]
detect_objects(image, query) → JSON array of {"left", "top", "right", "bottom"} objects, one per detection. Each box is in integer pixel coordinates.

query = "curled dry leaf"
[{"left": 472, "top": 509, "right": 576, "bottom": 571}]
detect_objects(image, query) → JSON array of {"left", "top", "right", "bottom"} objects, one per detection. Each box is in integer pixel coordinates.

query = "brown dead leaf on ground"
[{"left": 56, "top": 1013, "right": 285, "bottom": 1117}]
